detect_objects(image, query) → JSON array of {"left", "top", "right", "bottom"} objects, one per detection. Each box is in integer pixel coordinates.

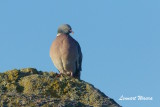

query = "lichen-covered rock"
[{"left": 0, "top": 68, "right": 121, "bottom": 107}]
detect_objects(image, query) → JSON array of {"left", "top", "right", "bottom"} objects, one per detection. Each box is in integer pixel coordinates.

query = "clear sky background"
[{"left": 0, "top": 0, "right": 159, "bottom": 107}]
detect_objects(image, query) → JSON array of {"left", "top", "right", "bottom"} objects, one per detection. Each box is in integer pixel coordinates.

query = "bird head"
[{"left": 57, "top": 24, "right": 74, "bottom": 35}]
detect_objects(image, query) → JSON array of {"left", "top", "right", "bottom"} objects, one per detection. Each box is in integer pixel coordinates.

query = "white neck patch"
[{"left": 57, "top": 33, "right": 61, "bottom": 36}]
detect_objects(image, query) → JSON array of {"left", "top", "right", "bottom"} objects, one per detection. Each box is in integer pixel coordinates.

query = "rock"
[{"left": 0, "top": 68, "right": 121, "bottom": 107}]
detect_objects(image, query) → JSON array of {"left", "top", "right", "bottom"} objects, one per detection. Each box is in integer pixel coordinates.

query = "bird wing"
[{"left": 76, "top": 41, "right": 82, "bottom": 71}]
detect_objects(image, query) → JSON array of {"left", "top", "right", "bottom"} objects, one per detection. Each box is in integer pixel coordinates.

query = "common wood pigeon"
[{"left": 50, "top": 24, "right": 82, "bottom": 79}]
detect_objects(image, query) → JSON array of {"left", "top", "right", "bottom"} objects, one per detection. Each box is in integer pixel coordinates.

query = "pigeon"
[{"left": 50, "top": 24, "right": 82, "bottom": 79}]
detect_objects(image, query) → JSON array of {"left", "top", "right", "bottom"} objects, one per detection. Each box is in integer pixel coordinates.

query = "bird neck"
[
  {"left": 57, "top": 33, "right": 70, "bottom": 37},
  {"left": 57, "top": 33, "right": 61, "bottom": 36}
]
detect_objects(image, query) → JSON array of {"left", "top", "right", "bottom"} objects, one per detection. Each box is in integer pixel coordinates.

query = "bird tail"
[{"left": 74, "top": 61, "right": 81, "bottom": 79}]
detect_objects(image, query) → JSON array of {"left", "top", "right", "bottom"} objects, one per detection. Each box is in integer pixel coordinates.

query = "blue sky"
[{"left": 0, "top": 0, "right": 160, "bottom": 106}]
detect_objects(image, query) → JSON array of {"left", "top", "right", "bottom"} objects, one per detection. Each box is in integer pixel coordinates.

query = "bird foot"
[{"left": 56, "top": 73, "right": 61, "bottom": 77}]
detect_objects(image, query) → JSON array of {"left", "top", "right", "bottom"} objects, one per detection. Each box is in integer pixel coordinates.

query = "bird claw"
[{"left": 56, "top": 73, "right": 61, "bottom": 77}]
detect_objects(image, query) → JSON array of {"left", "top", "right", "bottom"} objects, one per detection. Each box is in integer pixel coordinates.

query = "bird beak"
[{"left": 70, "top": 30, "right": 74, "bottom": 35}]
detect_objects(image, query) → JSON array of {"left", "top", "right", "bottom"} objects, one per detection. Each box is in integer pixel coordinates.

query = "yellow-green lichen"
[
  {"left": 0, "top": 68, "right": 121, "bottom": 107},
  {"left": 4, "top": 69, "right": 19, "bottom": 82}
]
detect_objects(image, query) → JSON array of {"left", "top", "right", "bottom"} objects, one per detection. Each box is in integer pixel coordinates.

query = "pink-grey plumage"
[{"left": 50, "top": 24, "right": 82, "bottom": 79}]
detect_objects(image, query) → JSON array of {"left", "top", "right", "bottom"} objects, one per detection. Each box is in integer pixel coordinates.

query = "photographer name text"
[{"left": 119, "top": 95, "right": 153, "bottom": 101}]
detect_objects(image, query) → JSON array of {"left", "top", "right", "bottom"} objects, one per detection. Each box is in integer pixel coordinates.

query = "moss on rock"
[{"left": 0, "top": 68, "right": 121, "bottom": 107}]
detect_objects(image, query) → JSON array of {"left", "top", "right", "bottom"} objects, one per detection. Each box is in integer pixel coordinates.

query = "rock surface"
[{"left": 0, "top": 68, "right": 121, "bottom": 107}]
